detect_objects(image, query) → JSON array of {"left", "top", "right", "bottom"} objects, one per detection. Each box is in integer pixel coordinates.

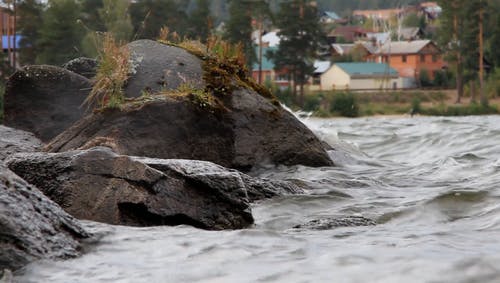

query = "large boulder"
[
  {"left": 45, "top": 91, "right": 333, "bottom": 170},
  {"left": 62, "top": 57, "right": 98, "bottom": 79},
  {"left": 0, "top": 125, "right": 43, "bottom": 163},
  {"left": 126, "top": 40, "right": 205, "bottom": 97},
  {"left": 3, "top": 65, "right": 92, "bottom": 142},
  {"left": 133, "top": 156, "right": 305, "bottom": 202},
  {"left": 0, "top": 164, "right": 90, "bottom": 272},
  {"left": 6, "top": 147, "right": 254, "bottom": 230}
]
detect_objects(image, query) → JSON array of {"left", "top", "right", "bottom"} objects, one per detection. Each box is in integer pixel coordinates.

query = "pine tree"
[
  {"left": 436, "top": 0, "right": 466, "bottom": 103},
  {"left": 36, "top": 0, "right": 84, "bottom": 65},
  {"left": 130, "top": 0, "right": 189, "bottom": 39},
  {"left": 99, "top": 0, "right": 133, "bottom": 43},
  {"left": 17, "top": 0, "right": 44, "bottom": 65},
  {"left": 187, "top": 0, "right": 213, "bottom": 42},
  {"left": 269, "top": 0, "right": 325, "bottom": 106},
  {"left": 224, "top": 0, "right": 255, "bottom": 69}
]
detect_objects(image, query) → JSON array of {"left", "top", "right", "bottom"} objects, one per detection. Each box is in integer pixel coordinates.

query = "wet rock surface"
[
  {"left": 0, "top": 126, "right": 43, "bottom": 163},
  {"left": 3, "top": 65, "right": 92, "bottom": 142},
  {"left": 7, "top": 147, "right": 254, "bottom": 230},
  {"left": 126, "top": 40, "right": 205, "bottom": 97},
  {"left": 133, "top": 156, "right": 306, "bottom": 202},
  {"left": 0, "top": 164, "right": 90, "bottom": 272},
  {"left": 44, "top": 90, "right": 333, "bottom": 171},
  {"left": 293, "top": 216, "right": 377, "bottom": 230},
  {"left": 62, "top": 57, "right": 98, "bottom": 79}
]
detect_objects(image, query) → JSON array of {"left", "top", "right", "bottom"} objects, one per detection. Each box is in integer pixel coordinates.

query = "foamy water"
[{"left": 16, "top": 115, "right": 500, "bottom": 283}]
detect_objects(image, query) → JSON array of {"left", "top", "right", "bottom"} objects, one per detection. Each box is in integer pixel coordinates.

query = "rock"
[
  {"left": 7, "top": 147, "right": 254, "bottom": 230},
  {"left": 126, "top": 40, "right": 205, "bottom": 97},
  {"left": 0, "top": 164, "right": 90, "bottom": 272},
  {"left": 44, "top": 90, "right": 333, "bottom": 171},
  {"left": 0, "top": 126, "right": 43, "bottom": 163},
  {"left": 3, "top": 65, "right": 92, "bottom": 142},
  {"left": 62, "top": 57, "right": 98, "bottom": 79},
  {"left": 133, "top": 156, "right": 305, "bottom": 202},
  {"left": 293, "top": 216, "right": 377, "bottom": 230}
]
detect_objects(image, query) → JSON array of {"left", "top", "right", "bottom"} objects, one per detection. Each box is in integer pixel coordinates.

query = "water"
[{"left": 16, "top": 116, "right": 500, "bottom": 283}]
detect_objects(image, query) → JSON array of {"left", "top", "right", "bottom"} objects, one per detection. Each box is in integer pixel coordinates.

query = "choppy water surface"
[{"left": 17, "top": 116, "right": 500, "bottom": 282}]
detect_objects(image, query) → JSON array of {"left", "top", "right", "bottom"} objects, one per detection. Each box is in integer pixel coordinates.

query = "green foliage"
[
  {"left": 187, "top": 0, "right": 213, "bottom": 43},
  {"left": 411, "top": 97, "right": 421, "bottom": 114},
  {"left": 270, "top": 0, "right": 325, "bottom": 104},
  {"left": 423, "top": 103, "right": 499, "bottom": 116},
  {"left": 224, "top": 0, "right": 258, "bottom": 69},
  {"left": 130, "top": 0, "right": 189, "bottom": 40},
  {"left": 36, "top": 0, "right": 85, "bottom": 65},
  {"left": 17, "top": 0, "right": 44, "bottom": 65},
  {"left": 100, "top": 0, "right": 133, "bottom": 43},
  {"left": 419, "top": 69, "right": 432, "bottom": 87},
  {"left": 330, "top": 92, "right": 359, "bottom": 117},
  {"left": 303, "top": 94, "right": 321, "bottom": 112}
]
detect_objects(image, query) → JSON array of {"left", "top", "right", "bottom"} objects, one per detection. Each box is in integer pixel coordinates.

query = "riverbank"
[{"left": 284, "top": 89, "right": 500, "bottom": 117}]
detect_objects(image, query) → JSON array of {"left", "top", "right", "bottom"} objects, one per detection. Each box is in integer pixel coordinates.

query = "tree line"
[
  {"left": 11, "top": 0, "right": 324, "bottom": 106},
  {"left": 7, "top": 0, "right": 500, "bottom": 108}
]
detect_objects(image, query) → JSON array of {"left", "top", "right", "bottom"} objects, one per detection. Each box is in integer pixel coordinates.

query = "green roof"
[
  {"left": 252, "top": 46, "right": 277, "bottom": 71},
  {"left": 335, "top": 62, "right": 398, "bottom": 77}
]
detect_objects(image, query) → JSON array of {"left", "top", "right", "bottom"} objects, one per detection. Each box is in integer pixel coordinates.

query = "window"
[
  {"left": 402, "top": 55, "right": 407, "bottom": 63},
  {"left": 432, "top": 54, "right": 438, "bottom": 62},
  {"left": 420, "top": 54, "right": 426, "bottom": 62}
]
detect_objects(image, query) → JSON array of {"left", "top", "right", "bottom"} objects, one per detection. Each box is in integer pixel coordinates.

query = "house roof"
[
  {"left": 378, "top": 40, "right": 433, "bottom": 54},
  {"left": 332, "top": 43, "right": 355, "bottom": 55},
  {"left": 328, "top": 26, "right": 371, "bottom": 42},
  {"left": 253, "top": 30, "right": 281, "bottom": 47},
  {"left": 335, "top": 62, "right": 398, "bottom": 78},
  {"left": 366, "top": 32, "right": 390, "bottom": 44},
  {"left": 252, "top": 46, "right": 277, "bottom": 71},
  {"left": 323, "top": 11, "right": 341, "bottom": 20},
  {"left": 397, "top": 27, "right": 422, "bottom": 40},
  {"left": 314, "top": 60, "right": 331, "bottom": 74},
  {"left": 353, "top": 9, "right": 404, "bottom": 20}
]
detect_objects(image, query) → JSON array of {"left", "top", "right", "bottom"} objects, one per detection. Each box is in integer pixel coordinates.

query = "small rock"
[{"left": 293, "top": 216, "right": 376, "bottom": 230}]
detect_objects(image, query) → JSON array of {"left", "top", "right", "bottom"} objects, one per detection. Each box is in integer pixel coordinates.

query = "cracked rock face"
[
  {"left": 0, "top": 164, "right": 90, "bottom": 272},
  {"left": 6, "top": 147, "right": 254, "bottom": 230},
  {"left": 3, "top": 65, "right": 92, "bottom": 142},
  {"left": 0, "top": 126, "right": 43, "bottom": 163}
]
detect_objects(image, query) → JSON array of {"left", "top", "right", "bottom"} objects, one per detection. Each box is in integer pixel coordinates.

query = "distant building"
[
  {"left": 0, "top": 5, "right": 20, "bottom": 69},
  {"left": 353, "top": 8, "right": 404, "bottom": 21},
  {"left": 251, "top": 46, "right": 290, "bottom": 88},
  {"left": 327, "top": 26, "right": 371, "bottom": 44},
  {"left": 320, "top": 62, "right": 400, "bottom": 91},
  {"left": 363, "top": 40, "right": 445, "bottom": 83},
  {"left": 320, "top": 11, "right": 347, "bottom": 25}
]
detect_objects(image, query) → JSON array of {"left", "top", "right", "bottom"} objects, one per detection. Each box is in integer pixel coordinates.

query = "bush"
[
  {"left": 330, "top": 92, "right": 359, "bottom": 117},
  {"left": 422, "top": 103, "right": 498, "bottom": 116},
  {"left": 303, "top": 94, "right": 321, "bottom": 111},
  {"left": 411, "top": 97, "right": 421, "bottom": 115},
  {"left": 419, "top": 69, "right": 433, "bottom": 87},
  {"left": 275, "top": 87, "right": 293, "bottom": 106}
]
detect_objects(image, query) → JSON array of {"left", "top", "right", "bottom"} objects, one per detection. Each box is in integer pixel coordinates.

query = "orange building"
[
  {"left": 362, "top": 40, "right": 445, "bottom": 80},
  {"left": 0, "top": 5, "right": 15, "bottom": 41}
]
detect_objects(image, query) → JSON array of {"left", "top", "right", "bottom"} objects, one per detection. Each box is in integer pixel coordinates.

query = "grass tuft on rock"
[
  {"left": 84, "top": 34, "right": 130, "bottom": 110},
  {"left": 157, "top": 30, "right": 277, "bottom": 104}
]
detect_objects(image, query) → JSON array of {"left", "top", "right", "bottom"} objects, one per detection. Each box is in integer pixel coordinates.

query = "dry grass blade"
[{"left": 84, "top": 34, "right": 130, "bottom": 109}]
